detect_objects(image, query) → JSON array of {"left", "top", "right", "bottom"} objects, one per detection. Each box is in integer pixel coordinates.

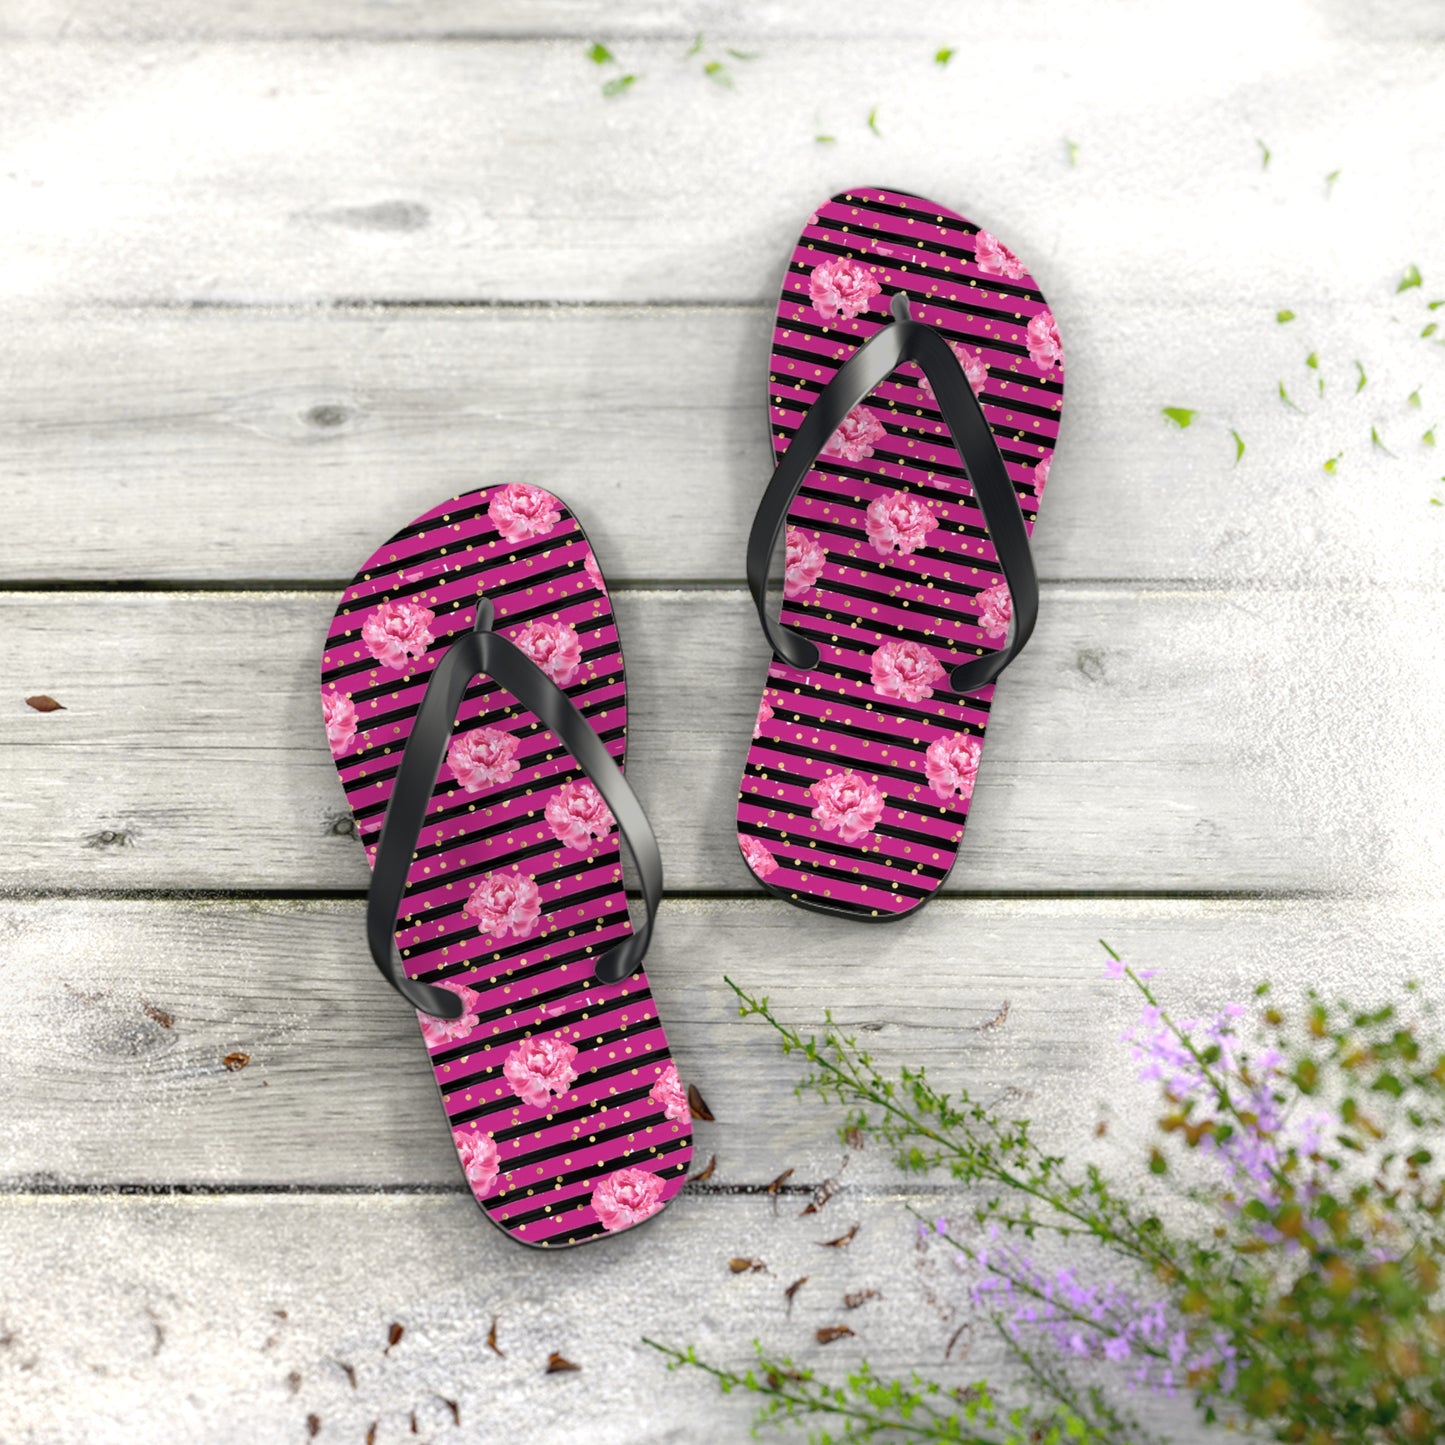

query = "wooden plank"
[
  {"left": 0, "top": 1189, "right": 1217, "bottom": 1444},
  {"left": 0, "top": 36, "right": 1438, "bottom": 307},
  {"left": 2, "top": 896, "right": 1439, "bottom": 1190},
  {"left": 6, "top": 586, "right": 1444, "bottom": 895},
  {"left": 2, "top": 305, "right": 1440, "bottom": 588}
]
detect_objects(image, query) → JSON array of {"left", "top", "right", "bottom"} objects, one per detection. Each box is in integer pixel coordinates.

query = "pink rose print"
[
  {"left": 647, "top": 1063, "right": 690, "bottom": 1123},
  {"left": 807, "top": 255, "right": 882, "bottom": 322},
  {"left": 453, "top": 1127, "right": 500, "bottom": 1198},
  {"left": 583, "top": 548, "right": 607, "bottom": 595},
  {"left": 1035, "top": 452, "right": 1052, "bottom": 492},
  {"left": 545, "top": 778, "right": 615, "bottom": 852},
  {"left": 823, "top": 404, "right": 887, "bottom": 464},
  {"left": 920, "top": 343, "right": 989, "bottom": 401},
  {"left": 321, "top": 689, "right": 358, "bottom": 757},
  {"left": 973, "top": 229, "right": 1027, "bottom": 280},
  {"left": 361, "top": 598, "right": 436, "bottom": 672},
  {"left": 740, "top": 833, "right": 779, "bottom": 879},
  {"left": 446, "top": 726, "right": 520, "bottom": 793},
  {"left": 976, "top": 581, "right": 1012, "bottom": 639},
  {"left": 925, "top": 732, "right": 984, "bottom": 802},
  {"left": 870, "top": 639, "right": 946, "bottom": 704},
  {"left": 591, "top": 1165, "right": 666, "bottom": 1232},
  {"left": 463, "top": 870, "right": 542, "bottom": 940},
  {"left": 809, "top": 770, "right": 885, "bottom": 844},
  {"left": 418, "top": 981, "right": 482, "bottom": 1051},
  {"left": 1026, "top": 310, "right": 1063, "bottom": 372},
  {"left": 754, "top": 698, "right": 775, "bottom": 739},
  {"left": 503, "top": 1034, "right": 579, "bottom": 1109},
  {"left": 784, "top": 527, "right": 826, "bottom": 600},
  {"left": 488, "top": 483, "right": 562, "bottom": 543},
  {"left": 511, "top": 618, "right": 583, "bottom": 686},
  {"left": 865, "top": 490, "right": 937, "bottom": 558}
]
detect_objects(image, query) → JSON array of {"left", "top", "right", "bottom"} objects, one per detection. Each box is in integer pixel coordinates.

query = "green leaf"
[
  {"left": 1372, "top": 424, "right": 1394, "bottom": 455},
  {"left": 1432, "top": 497, "right": 1443, "bottom": 507},
  {"left": 1354, "top": 360, "right": 1368, "bottom": 393},
  {"left": 1425, "top": 429, "right": 1437, "bottom": 447},
  {"left": 587, "top": 42, "right": 614, "bottom": 64},
  {"left": 601, "top": 73, "right": 637, "bottom": 97},
  {"left": 867, "top": 107, "right": 881, "bottom": 135},
  {"left": 1323, "top": 453, "right": 1342, "bottom": 474},
  {"left": 703, "top": 60, "right": 733, "bottom": 86},
  {"left": 725, "top": 48, "right": 758, "bottom": 60},
  {"left": 1276, "top": 309, "right": 1295, "bottom": 323},
  {"left": 1305, "top": 351, "right": 1319, "bottom": 369},
  {"left": 1257, "top": 138, "right": 1271, "bottom": 170},
  {"left": 1398, "top": 263, "right": 1423, "bottom": 292},
  {"left": 1065, "top": 138, "right": 1080, "bottom": 167},
  {"left": 814, "top": 134, "right": 836, "bottom": 145},
  {"left": 1278, "top": 380, "right": 1302, "bottom": 411},
  {"left": 1161, "top": 406, "right": 1197, "bottom": 429},
  {"left": 1148, "top": 1148, "right": 1168, "bottom": 1175},
  {"left": 684, "top": 31, "right": 703, "bottom": 57},
  {"left": 1231, "top": 429, "right": 1246, "bottom": 464},
  {"left": 1409, "top": 387, "right": 1423, "bottom": 408},
  {"left": 935, "top": 46, "right": 954, "bottom": 65},
  {"left": 1325, "top": 168, "right": 1342, "bottom": 196},
  {"left": 1422, "top": 322, "right": 1438, "bottom": 339}
]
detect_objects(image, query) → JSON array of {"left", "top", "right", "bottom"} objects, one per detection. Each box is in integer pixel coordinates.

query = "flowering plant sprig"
[{"left": 654, "top": 957, "right": 1445, "bottom": 1442}]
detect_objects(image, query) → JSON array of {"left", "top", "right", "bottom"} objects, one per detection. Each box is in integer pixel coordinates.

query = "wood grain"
[
  {"left": 1, "top": 896, "right": 1433, "bottom": 1192},
  {"left": 6, "top": 586, "right": 1443, "bottom": 896}
]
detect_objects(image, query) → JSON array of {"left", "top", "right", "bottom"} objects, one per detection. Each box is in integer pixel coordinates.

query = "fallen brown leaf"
[
  {"left": 222, "top": 1052, "right": 250, "bottom": 1072},
  {"left": 945, "top": 1321, "right": 973, "bottom": 1361},
  {"left": 439, "top": 1396, "right": 460, "bottom": 1425},
  {"left": 287, "top": 1370, "right": 302, "bottom": 1394},
  {"left": 816, "top": 1326, "right": 855, "bottom": 1344},
  {"left": 486, "top": 1315, "right": 504, "bottom": 1358},
  {"left": 686, "top": 1083, "right": 715, "bottom": 1121},
  {"left": 800, "top": 1162, "right": 847, "bottom": 1216},
  {"left": 336, "top": 1361, "right": 356, "bottom": 1389},
  {"left": 820, "top": 1224, "right": 859, "bottom": 1249},
  {"left": 728, "top": 1257, "right": 766, "bottom": 1274},
  {"left": 843, "top": 1126, "right": 865, "bottom": 1150},
  {"left": 305, "top": 1415, "right": 319, "bottom": 1438},
  {"left": 784, "top": 1276, "right": 808, "bottom": 1314},
  {"left": 843, "top": 1288, "right": 880, "bottom": 1310},
  {"left": 687, "top": 1154, "right": 716, "bottom": 1183},
  {"left": 969, "top": 999, "right": 1011, "bottom": 1032},
  {"left": 1094, "top": 1120, "right": 1108, "bottom": 1137},
  {"left": 546, "top": 1352, "right": 581, "bottom": 1374},
  {"left": 765, "top": 1366, "right": 807, "bottom": 1388},
  {"left": 766, "top": 1166, "right": 794, "bottom": 1212},
  {"left": 384, "top": 1322, "right": 403, "bottom": 1355},
  {"left": 142, "top": 1002, "right": 174, "bottom": 1029},
  {"left": 24, "top": 695, "right": 64, "bottom": 713},
  {"left": 410, "top": 1411, "right": 418, "bottom": 1434},
  {"left": 366, "top": 1424, "right": 377, "bottom": 1445}
]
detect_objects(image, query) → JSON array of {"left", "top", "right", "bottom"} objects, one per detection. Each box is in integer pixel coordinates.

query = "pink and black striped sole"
[
  {"left": 322, "top": 487, "right": 692, "bottom": 1247},
  {"left": 736, "top": 188, "right": 1066, "bottom": 920}
]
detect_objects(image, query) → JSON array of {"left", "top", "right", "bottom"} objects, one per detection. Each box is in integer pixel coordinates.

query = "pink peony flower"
[
  {"left": 591, "top": 1165, "right": 666, "bottom": 1232},
  {"left": 753, "top": 698, "right": 775, "bottom": 739},
  {"left": 1026, "top": 310, "right": 1063, "bottom": 372},
  {"left": 973, "top": 229, "right": 1027, "bottom": 280},
  {"left": 870, "top": 638, "right": 946, "bottom": 703},
  {"left": 488, "top": 483, "right": 562, "bottom": 543},
  {"left": 807, "top": 255, "right": 882, "bottom": 322},
  {"left": 418, "top": 981, "right": 482, "bottom": 1051},
  {"left": 809, "top": 770, "right": 885, "bottom": 844},
  {"left": 544, "top": 778, "right": 615, "bottom": 852},
  {"left": 446, "top": 726, "right": 520, "bottom": 793},
  {"left": 740, "top": 834, "right": 779, "bottom": 879},
  {"left": 784, "top": 527, "right": 826, "bottom": 599},
  {"left": 865, "top": 490, "right": 937, "bottom": 557},
  {"left": 321, "top": 689, "right": 358, "bottom": 756},
  {"left": 511, "top": 618, "right": 583, "bottom": 686},
  {"left": 583, "top": 548, "right": 607, "bottom": 595},
  {"left": 454, "top": 1127, "right": 500, "bottom": 1198},
  {"left": 823, "top": 404, "right": 888, "bottom": 464},
  {"left": 647, "top": 1062, "right": 691, "bottom": 1123},
  {"left": 920, "top": 342, "right": 989, "bottom": 401},
  {"left": 925, "top": 732, "right": 983, "bottom": 801},
  {"left": 975, "top": 582, "right": 1012, "bottom": 639},
  {"left": 361, "top": 598, "right": 436, "bottom": 671},
  {"left": 1035, "top": 452, "right": 1052, "bottom": 492},
  {"left": 503, "top": 1034, "right": 579, "bottom": 1109},
  {"left": 463, "top": 870, "right": 542, "bottom": 940}
]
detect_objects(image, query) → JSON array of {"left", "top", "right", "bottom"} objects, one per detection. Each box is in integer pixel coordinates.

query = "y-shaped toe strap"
[
  {"left": 747, "top": 290, "right": 1039, "bottom": 695},
  {"left": 366, "top": 599, "right": 663, "bottom": 1019}
]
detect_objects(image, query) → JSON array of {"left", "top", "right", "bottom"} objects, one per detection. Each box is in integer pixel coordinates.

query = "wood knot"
[
  {"left": 305, "top": 403, "right": 350, "bottom": 430},
  {"left": 84, "top": 827, "right": 136, "bottom": 849}
]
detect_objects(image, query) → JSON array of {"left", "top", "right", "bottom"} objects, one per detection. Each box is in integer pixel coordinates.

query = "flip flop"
[
  {"left": 737, "top": 188, "right": 1065, "bottom": 920},
  {"left": 321, "top": 486, "right": 693, "bottom": 1247}
]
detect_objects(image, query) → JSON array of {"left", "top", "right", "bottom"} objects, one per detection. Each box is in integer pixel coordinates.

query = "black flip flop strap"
[
  {"left": 366, "top": 598, "right": 663, "bottom": 1019},
  {"left": 747, "top": 290, "right": 1040, "bottom": 694}
]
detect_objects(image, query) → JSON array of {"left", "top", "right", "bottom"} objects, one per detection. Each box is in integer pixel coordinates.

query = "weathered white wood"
[
  {"left": 7, "top": 586, "right": 1444, "bottom": 894},
  {"left": 0, "top": 29, "right": 1438, "bottom": 308},
  {"left": 0, "top": 1189, "right": 1222, "bottom": 1445},
  {"left": 2, "top": 305, "right": 1440, "bottom": 588},
  {"left": 1, "top": 895, "right": 1438, "bottom": 1191}
]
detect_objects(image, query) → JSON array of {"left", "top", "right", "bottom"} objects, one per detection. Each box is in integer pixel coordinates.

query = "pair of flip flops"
[{"left": 320, "top": 189, "right": 1065, "bottom": 1249}]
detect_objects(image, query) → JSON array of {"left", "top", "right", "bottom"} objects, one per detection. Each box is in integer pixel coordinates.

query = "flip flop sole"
[
  {"left": 737, "top": 188, "right": 1066, "bottom": 919},
  {"left": 322, "top": 486, "right": 692, "bottom": 1247}
]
